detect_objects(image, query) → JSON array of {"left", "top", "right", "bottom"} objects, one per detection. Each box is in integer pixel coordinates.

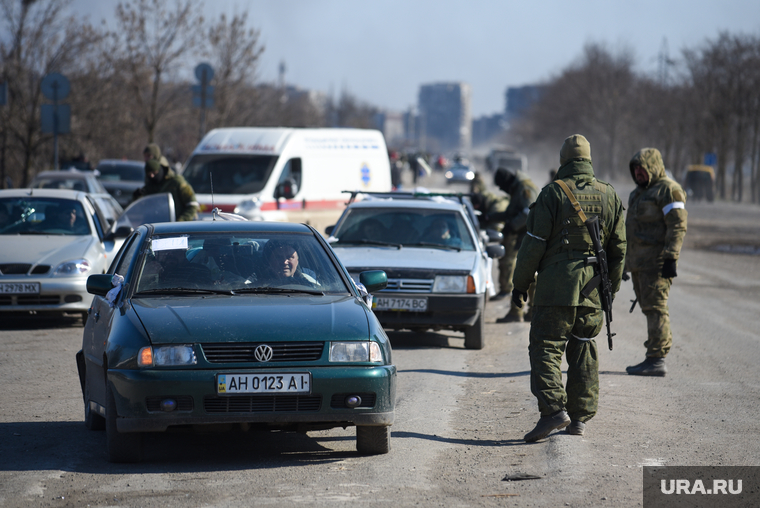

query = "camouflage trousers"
[
  {"left": 499, "top": 232, "right": 527, "bottom": 293},
  {"left": 528, "top": 306, "right": 602, "bottom": 422},
  {"left": 498, "top": 233, "right": 518, "bottom": 292},
  {"left": 631, "top": 271, "right": 672, "bottom": 358}
]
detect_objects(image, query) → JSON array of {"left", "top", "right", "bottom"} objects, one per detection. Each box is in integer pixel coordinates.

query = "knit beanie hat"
[{"left": 560, "top": 134, "right": 591, "bottom": 166}]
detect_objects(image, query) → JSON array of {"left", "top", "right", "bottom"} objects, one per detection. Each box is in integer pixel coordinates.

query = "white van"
[{"left": 182, "top": 127, "right": 392, "bottom": 232}]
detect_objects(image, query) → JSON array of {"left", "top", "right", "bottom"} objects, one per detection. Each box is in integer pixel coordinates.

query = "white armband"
[
  {"left": 662, "top": 202, "right": 685, "bottom": 215},
  {"left": 526, "top": 231, "right": 546, "bottom": 242}
]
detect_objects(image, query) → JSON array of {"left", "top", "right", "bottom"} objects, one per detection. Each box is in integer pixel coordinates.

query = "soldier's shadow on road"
[
  {"left": 392, "top": 431, "right": 525, "bottom": 447},
  {"left": 398, "top": 368, "right": 530, "bottom": 378},
  {"left": 0, "top": 421, "right": 373, "bottom": 473}
]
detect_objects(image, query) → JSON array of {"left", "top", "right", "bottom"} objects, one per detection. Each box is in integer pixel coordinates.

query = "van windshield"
[{"left": 182, "top": 154, "right": 280, "bottom": 194}]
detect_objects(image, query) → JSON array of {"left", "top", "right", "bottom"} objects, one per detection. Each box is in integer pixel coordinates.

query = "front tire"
[
  {"left": 356, "top": 425, "right": 391, "bottom": 454},
  {"left": 106, "top": 383, "right": 143, "bottom": 463},
  {"left": 464, "top": 296, "right": 485, "bottom": 350}
]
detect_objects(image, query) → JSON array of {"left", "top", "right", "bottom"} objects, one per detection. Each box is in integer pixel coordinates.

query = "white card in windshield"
[{"left": 152, "top": 237, "right": 188, "bottom": 252}]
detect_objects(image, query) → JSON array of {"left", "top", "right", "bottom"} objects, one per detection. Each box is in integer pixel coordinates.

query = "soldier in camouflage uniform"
[
  {"left": 135, "top": 143, "right": 199, "bottom": 222},
  {"left": 625, "top": 148, "right": 687, "bottom": 377},
  {"left": 513, "top": 134, "right": 626, "bottom": 441},
  {"left": 488, "top": 167, "right": 539, "bottom": 322}
]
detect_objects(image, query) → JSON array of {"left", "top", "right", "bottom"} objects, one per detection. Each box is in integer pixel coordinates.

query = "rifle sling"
[{"left": 556, "top": 179, "right": 588, "bottom": 222}]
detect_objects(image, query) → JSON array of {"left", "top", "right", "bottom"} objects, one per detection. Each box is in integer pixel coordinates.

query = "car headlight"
[
  {"left": 329, "top": 341, "right": 383, "bottom": 363},
  {"left": 53, "top": 258, "right": 91, "bottom": 276},
  {"left": 444, "top": 171, "right": 453, "bottom": 179},
  {"left": 433, "top": 275, "right": 467, "bottom": 293},
  {"left": 138, "top": 345, "right": 197, "bottom": 367},
  {"left": 466, "top": 171, "right": 475, "bottom": 180}
]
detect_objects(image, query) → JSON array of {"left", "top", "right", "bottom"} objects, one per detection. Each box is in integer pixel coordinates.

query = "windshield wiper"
[
  {"left": 336, "top": 239, "right": 402, "bottom": 249},
  {"left": 406, "top": 242, "right": 462, "bottom": 252},
  {"left": 232, "top": 287, "right": 325, "bottom": 296},
  {"left": 135, "top": 287, "right": 234, "bottom": 296}
]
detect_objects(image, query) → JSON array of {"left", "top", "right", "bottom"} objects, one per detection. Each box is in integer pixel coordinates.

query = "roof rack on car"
[{"left": 342, "top": 190, "right": 472, "bottom": 206}]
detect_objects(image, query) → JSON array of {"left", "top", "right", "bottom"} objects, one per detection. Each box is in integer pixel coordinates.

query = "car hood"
[
  {"left": 0, "top": 235, "right": 96, "bottom": 265},
  {"left": 131, "top": 294, "right": 370, "bottom": 344},
  {"left": 333, "top": 246, "right": 477, "bottom": 272}
]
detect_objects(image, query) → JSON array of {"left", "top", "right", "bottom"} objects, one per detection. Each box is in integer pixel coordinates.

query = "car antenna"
[{"left": 210, "top": 171, "right": 218, "bottom": 221}]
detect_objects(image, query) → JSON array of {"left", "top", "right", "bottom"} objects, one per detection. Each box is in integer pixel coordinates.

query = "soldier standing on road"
[
  {"left": 488, "top": 167, "right": 539, "bottom": 323},
  {"left": 513, "top": 134, "right": 626, "bottom": 441},
  {"left": 625, "top": 148, "right": 687, "bottom": 377},
  {"left": 134, "top": 143, "right": 199, "bottom": 221}
]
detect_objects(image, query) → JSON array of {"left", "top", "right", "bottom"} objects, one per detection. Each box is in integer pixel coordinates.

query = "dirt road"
[{"left": 1, "top": 185, "right": 758, "bottom": 507}]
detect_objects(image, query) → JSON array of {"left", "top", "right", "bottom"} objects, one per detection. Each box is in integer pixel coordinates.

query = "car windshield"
[
  {"left": 182, "top": 154, "right": 279, "bottom": 194},
  {"left": 0, "top": 197, "right": 91, "bottom": 236},
  {"left": 331, "top": 208, "right": 476, "bottom": 251},
  {"left": 96, "top": 163, "right": 144, "bottom": 182},
  {"left": 133, "top": 232, "right": 350, "bottom": 294}
]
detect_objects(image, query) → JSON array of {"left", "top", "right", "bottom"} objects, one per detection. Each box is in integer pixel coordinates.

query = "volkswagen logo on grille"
[{"left": 254, "top": 345, "right": 274, "bottom": 362}]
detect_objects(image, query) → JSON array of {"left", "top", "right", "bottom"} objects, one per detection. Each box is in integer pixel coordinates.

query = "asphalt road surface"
[{"left": 1, "top": 173, "right": 759, "bottom": 507}]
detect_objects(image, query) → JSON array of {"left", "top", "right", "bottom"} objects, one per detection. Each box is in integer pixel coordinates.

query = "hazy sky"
[{"left": 69, "top": 0, "right": 760, "bottom": 117}]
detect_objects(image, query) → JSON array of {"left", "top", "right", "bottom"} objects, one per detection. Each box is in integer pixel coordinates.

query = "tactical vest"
[{"left": 539, "top": 178, "right": 609, "bottom": 271}]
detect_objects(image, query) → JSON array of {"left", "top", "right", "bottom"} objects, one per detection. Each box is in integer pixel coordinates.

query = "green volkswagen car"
[{"left": 75, "top": 220, "right": 394, "bottom": 462}]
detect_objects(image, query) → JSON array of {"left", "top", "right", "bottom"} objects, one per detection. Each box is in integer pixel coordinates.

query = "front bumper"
[
  {"left": 108, "top": 365, "right": 396, "bottom": 433},
  {"left": 373, "top": 293, "right": 484, "bottom": 329},
  {"left": 0, "top": 276, "right": 92, "bottom": 313}
]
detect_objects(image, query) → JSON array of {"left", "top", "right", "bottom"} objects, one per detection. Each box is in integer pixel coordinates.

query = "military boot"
[
  {"left": 524, "top": 410, "right": 570, "bottom": 442},
  {"left": 496, "top": 305, "right": 523, "bottom": 323},
  {"left": 626, "top": 357, "right": 667, "bottom": 377},
  {"left": 566, "top": 420, "right": 585, "bottom": 436}
]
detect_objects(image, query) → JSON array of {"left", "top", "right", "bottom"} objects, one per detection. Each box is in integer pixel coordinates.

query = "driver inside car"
[{"left": 259, "top": 240, "right": 320, "bottom": 288}]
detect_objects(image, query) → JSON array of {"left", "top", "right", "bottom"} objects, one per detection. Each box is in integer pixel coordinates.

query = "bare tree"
[
  {"left": 109, "top": 0, "right": 204, "bottom": 143},
  {"left": 0, "top": 0, "right": 101, "bottom": 186},
  {"left": 205, "top": 11, "right": 264, "bottom": 129}
]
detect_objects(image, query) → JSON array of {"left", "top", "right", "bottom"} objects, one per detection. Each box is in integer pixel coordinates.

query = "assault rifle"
[{"left": 580, "top": 216, "right": 615, "bottom": 351}]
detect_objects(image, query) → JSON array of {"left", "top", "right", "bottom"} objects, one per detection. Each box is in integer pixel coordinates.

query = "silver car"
[
  {"left": 0, "top": 189, "right": 137, "bottom": 322},
  {"left": 327, "top": 193, "right": 504, "bottom": 349}
]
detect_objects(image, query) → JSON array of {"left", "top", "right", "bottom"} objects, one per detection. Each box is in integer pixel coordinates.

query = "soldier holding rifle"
[{"left": 512, "top": 134, "right": 626, "bottom": 441}]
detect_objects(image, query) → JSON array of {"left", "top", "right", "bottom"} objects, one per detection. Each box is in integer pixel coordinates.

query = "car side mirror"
[
  {"left": 325, "top": 225, "right": 334, "bottom": 236},
  {"left": 485, "top": 228, "right": 503, "bottom": 243},
  {"left": 274, "top": 178, "right": 298, "bottom": 200},
  {"left": 359, "top": 270, "right": 387, "bottom": 293},
  {"left": 486, "top": 244, "right": 506, "bottom": 259},
  {"left": 87, "top": 274, "right": 114, "bottom": 296}
]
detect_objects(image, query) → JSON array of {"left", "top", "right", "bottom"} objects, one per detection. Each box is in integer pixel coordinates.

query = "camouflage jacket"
[
  {"left": 142, "top": 168, "right": 199, "bottom": 222},
  {"left": 513, "top": 159, "right": 626, "bottom": 307},
  {"left": 479, "top": 191, "right": 509, "bottom": 231},
  {"left": 489, "top": 171, "right": 539, "bottom": 235},
  {"left": 625, "top": 148, "right": 687, "bottom": 272}
]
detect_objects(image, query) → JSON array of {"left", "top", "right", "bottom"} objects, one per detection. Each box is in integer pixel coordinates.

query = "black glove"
[
  {"left": 662, "top": 259, "right": 677, "bottom": 278},
  {"left": 132, "top": 187, "right": 145, "bottom": 201},
  {"left": 622, "top": 271, "right": 630, "bottom": 281},
  {"left": 511, "top": 289, "right": 527, "bottom": 309}
]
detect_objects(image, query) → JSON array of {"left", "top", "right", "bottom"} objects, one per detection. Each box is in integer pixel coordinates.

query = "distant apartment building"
[
  {"left": 504, "top": 85, "right": 545, "bottom": 122},
  {"left": 418, "top": 82, "right": 471, "bottom": 153},
  {"left": 472, "top": 113, "right": 505, "bottom": 147}
]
